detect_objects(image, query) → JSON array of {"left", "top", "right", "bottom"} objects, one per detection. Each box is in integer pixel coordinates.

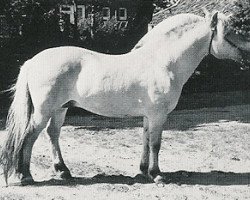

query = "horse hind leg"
[
  {"left": 17, "top": 110, "right": 50, "bottom": 184},
  {"left": 46, "top": 108, "right": 72, "bottom": 179}
]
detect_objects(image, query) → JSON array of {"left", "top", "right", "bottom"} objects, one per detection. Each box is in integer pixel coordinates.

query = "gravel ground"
[{"left": 0, "top": 104, "right": 249, "bottom": 200}]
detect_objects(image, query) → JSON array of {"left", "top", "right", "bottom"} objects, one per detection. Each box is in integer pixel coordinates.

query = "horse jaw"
[{"left": 226, "top": 32, "right": 250, "bottom": 51}]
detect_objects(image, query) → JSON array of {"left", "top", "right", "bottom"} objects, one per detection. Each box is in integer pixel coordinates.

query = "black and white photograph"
[{"left": 0, "top": 0, "right": 250, "bottom": 199}]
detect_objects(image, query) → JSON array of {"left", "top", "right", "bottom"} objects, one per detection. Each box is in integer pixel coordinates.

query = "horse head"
[{"left": 208, "top": 11, "right": 250, "bottom": 69}]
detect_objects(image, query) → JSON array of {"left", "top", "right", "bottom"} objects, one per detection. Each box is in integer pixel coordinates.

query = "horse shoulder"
[{"left": 142, "top": 65, "right": 172, "bottom": 102}]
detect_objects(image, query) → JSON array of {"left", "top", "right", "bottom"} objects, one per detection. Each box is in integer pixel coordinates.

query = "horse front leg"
[
  {"left": 147, "top": 115, "right": 166, "bottom": 184},
  {"left": 140, "top": 117, "right": 149, "bottom": 175}
]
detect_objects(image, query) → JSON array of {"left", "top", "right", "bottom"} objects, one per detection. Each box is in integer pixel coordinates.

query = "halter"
[
  {"left": 225, "top": 36, "right": 240, "bottom": 50},
  {"left": 208, "top": 28, "right": 240, "bottom": 55},
  {"left": 208, "top": 27, "right": 216, "bottom": 55}
]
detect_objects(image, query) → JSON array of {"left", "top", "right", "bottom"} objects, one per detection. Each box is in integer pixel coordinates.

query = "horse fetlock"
[
  {"left": 54, "top": 163, "right": 68, "bottom": 171},
  {"left": 139, "top": 163, "right": 149, "bottom": 175},
  {"left": 148, "top": 167, "right": 161, "bottom": 179},
  {"left": 59, "top": 170, "right": 72, "bottom": 180}
]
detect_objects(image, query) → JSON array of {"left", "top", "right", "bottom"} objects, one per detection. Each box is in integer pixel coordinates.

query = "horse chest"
[{"left": 146, "top": 66, "right": 181, "bottom": 99}]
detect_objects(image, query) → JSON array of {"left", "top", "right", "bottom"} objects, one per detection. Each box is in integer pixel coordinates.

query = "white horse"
[{"left": 1, "top": 12, "right": 249, "bottom": 185}]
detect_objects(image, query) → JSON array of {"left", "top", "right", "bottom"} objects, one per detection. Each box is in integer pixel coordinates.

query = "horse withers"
[{"left": 0, "top": 11, "right": 249, "bottom": 185}]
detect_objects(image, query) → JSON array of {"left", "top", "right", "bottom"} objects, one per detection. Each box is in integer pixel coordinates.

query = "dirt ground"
[{"left": 0, "top": 103, "right": 250, "bottom": 200}]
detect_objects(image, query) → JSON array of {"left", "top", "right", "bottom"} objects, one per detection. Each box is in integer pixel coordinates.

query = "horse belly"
[{"left": 78, "top": 92, "right": 145, "bottom": 117}]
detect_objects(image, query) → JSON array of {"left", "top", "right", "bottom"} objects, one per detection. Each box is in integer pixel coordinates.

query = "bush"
[
  {"left": 229, "top": 0, "right": 250, "bottom": 39},
  {"left": 78, "top": 13, "right": 147, "bottom": 54}
]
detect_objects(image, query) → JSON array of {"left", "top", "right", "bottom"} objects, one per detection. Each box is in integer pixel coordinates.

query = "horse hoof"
[
  {"left": 134, "top": 173, "right": 152, "bottom": 183},
  {"left": 21, "top": 176, "right": 35, "bottom": 186},
  {"left": 154, "top": 175, "right": 165, "bottom": 187},
  {"left": 59, "top": 171, "right": 73, "bottom": 180}
]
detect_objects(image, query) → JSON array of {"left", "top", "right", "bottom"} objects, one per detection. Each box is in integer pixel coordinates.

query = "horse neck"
[
  {"left": 147, "top": 23, "right": 212, "bottom": 85},
  {"left": 176, "top": 28, "right": 212, "bottom": 84}
]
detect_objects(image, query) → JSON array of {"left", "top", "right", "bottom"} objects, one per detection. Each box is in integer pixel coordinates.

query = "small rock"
[{"left": 231, "top": 157, "right": 240, "bottom": 161}]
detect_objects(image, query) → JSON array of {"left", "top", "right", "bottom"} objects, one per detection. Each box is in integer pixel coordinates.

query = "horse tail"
[{"left": 0, "top": 62, "right": 33, "bottom": 183}]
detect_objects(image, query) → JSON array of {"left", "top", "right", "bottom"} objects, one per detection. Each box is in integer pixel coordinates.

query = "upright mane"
[
  {"left": 164, "top": 15, "right": 204, "bottom": 39},
  {"left": 133, "top": 13, "right": 206, "bottom": 50}
]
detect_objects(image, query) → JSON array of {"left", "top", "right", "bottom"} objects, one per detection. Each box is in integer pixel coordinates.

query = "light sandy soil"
[{"left": 0, "top": 104, "right": 249, "bottom": 200}]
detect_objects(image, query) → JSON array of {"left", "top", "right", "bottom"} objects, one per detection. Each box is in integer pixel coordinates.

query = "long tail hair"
[{"left": 0, "top": 62, "right": 33, "bottom": 183}]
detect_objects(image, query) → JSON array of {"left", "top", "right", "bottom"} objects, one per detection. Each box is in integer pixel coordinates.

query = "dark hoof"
[
  {"left": 59, "top": 170, "right": 73, "bottom": 180},
  {"left": 22, "top": 176, "right": 35, "bottom": 185},
  {"left": 53, "top": 163, "right": 72, "bottom": 180},
  {"left": 51, "top": 168, "right": 72, "bottom": 180},
  {"left": 10, "top": 176, "right": 35, "bottom": 186},
  {"left": 134, "top": 173, "right": 152, "bottom": 183}
]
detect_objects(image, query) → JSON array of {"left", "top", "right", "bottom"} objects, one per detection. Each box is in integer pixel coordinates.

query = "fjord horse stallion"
[{"left": 1, "top": 12, "right": 249, "bottom": 185}]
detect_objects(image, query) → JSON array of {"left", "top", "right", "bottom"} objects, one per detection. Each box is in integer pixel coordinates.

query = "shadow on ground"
[
  {"left": 63, "top": 104, "right": 250, "bottom": 131},
  {"left": 31, "top": 171, "right": 250, "bottom": 187}
]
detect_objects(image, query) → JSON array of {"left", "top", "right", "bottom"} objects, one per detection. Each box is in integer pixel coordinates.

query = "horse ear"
[
  {"left": 210, "top": 12, "right": 218, "bottom": 30},
  {"left": 226, "top": 13, "right": 233, "bottom": 20}
]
